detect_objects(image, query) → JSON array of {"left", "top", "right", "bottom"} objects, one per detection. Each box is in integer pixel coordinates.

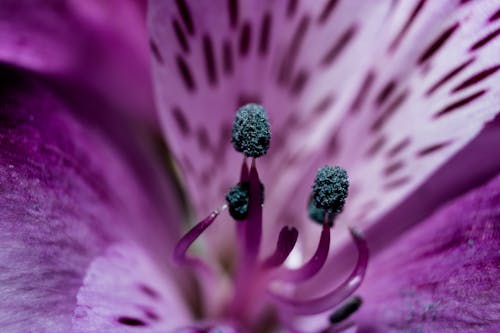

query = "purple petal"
[
  {"left": 148, "top": 0, "right": 500, "bottom": 261},
  {"left": 0, "top": 0, "right": 156, "bottom": 121},
  {"left": 353, "top": 173, "right": 500, "bottom": 332},
  {"left": 0, "top": 68, "right": 188, "bottom": 331}
]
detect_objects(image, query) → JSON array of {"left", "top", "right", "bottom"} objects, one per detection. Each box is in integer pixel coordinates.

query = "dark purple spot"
[
  {"left": 290, "top": 69, "right": 309, "bottom": 96},
  {"left": 197, "top": 127, "right": 211, "bottom": 151},
  {"left": 141, "top": 307, "right": 160, "bottom": 321},
  {"left": 228, "top": 0, "right": 239, "bottom": 29},
  {"left": 149, "top": 39, "right": 164, "bottom": 64},
  {"left": 488, "top": 7, "right": 500, "bottom": 22},
  {"left": 365, "top": 135, "right": 386, "bottom": 157},
  {"left": 117, "top": 317, "right": 147, "bottom": 327},
  {"left": 350, "top": 71, "right": 376, "bottom": 113},
  {"left": 313, "top": 94, "right": 335, "bottom": 116},
  {"left": 417, "top": 23, "right": 459, "bottom": 65},
  {"left": 172, "top": 107, "right": 190, "bottom": 136},
  {"left": 321, "top": 25, "right": 357, "bottom": 66},
  {"left": 370, "top": 90, "right": 408, "bottom": 132},
  {"left": 175, "top": 0, "right": 195, "bottom": 35},
  {"left": 173, "top": 19, "right": 190, "bottom": 53},
  {"left": 318, "top": 0, "right": 339, "bottom": 24},
  {"left": 375, "top": 80, "right": 397, "bottom": 107},
  {"left": 287, "top": 0, "right": 299, "bottom": 18},
  {"left": 176, "top": 56, "right": 196, "bottom": 92},
  {"left": 417, "top": 141, "right": 452, "bottom": 157},
  {"left": 433, "top": 89, "right": 487, "bottom": 118},
  {"left": 425, "top": 57, "right": 475, "bottom": 96},
  {"left": 326, "top": 131, "right": 340, "bottom": 156},
  {"left": 222, "top": 40, "right": 234, "bottom": 75},
  {"left": 386, "top": 137, "right": 411, "bottom": 158},
  {"left": 384, "top": 176, "right": 410, "bottom": 190},
  {"left": 389, "top": 0, "right": 426, "bottom": 52},
  {"left": 469, "top": 27, "right": 500, "bottom": 51},
  {"left": 239, "top": 22, "right": 252, "bottom": 57},
  {"left": 383, "top": 160, "right": 405, "bottom": 176},
  {"left": 202, "top": 35, "right": 218, "bottom": 86},
  {"left": 451, "top": 64, "right": 500, "bottom": 93},
  {"left": 138, "top": 284, "right": 160, "bottom": 300},
  {"left": 259, "top": 12, "right": 272, "bottom": 56},
  {"left": 278, "top": 15, "right": 311, "bottom": 85}
]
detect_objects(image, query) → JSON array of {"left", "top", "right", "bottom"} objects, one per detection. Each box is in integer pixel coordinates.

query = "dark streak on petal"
[
  {"left": 386, "top": 137, "right": 411, "bottom": 158},
  {"left": 389, "top": 0, "right": 427, "bottom": 52},
  {"left": 425, "top": 57, "right": 475, "bottom": 96},
  {"left": 433, "top": 89, "right": 487, "bottom": 119},
  {"left": 222, "top": 40, "right": 234, "bottom": 75},
  {"left": 197, "top": 127, "right": 211, "bottom": 152},
  {"left": 469, "top": 27, "right": 500, "bottom": 51},
  {"left": 417, "top": 22, "right": 459, "bottom": 65},
  {"left": 451, "top": 64, "right": 500, "bottom": 93},
  {"left": 176, "top": 56, "right": 196, "bottom": 92},
  {"left": 290, "top": 69, "right": 309, "bottom": 96},
  {"left": 370, "top": 90, "right": 408, "bottom": 132},
  {"left": 138, "top": 283, "right": 161, "bottom": 300},
  {"left": 175, "top": 0, "right": 195, "bottom": 35},
  {"left": 488, "top": 7, "right": 500, "bottom": 22},
  {"left": 417, "top": 141, "right": 452, "bottom": 157},
  {"left": 173, "top": 19, "right": 190, "bottom": 53},
  {"left": 202, "top": 35, "right": 218, "bottom": 86},
  {"left": 383, "top": 160, "right": 405, "bottom": 176},
  {"left": 318, "top": 0, "right": 339, "bottom": 25},
  {"left": 375, "top": 79, "right": 397, "bottom": 107},
  {"left": 278, "top": 15, "right": 311, "bottom": 85},
  {"left": 239, "top": 21, "right": 252, "bottom": 57},
  {"left": 228, "top": 0, "right": 239, "bottom": 29},
  {"left": 350, "top": 71, "right": 376, "bottom": 114},
  {"left": 259, "top": 12, "right": 272, "bottom": 56},
  {"left": 172, "top": 106, "right": 190, "bottom": 136},
  {"left": 149, "top": 39, "right": 164, "bottom": 64},
  {"left": 365, "top": 135, "right": 386, "bottom": 157},
  {"left": 383, "top": 176, "right": 410, "bottom": 190},
  {"left": 117, "top": 317, "right": 147, "bottom": 327},
  {"left": 321, "top": 24, "right": 357, "bottom": 66},
  {"left": 313, "top": 94, "right": 335, "bottom": 116},
  {"left": 238, "top": 94, "right": 262, "bottom": 108},
  {"left": 287, "top": 0, "right": 299, "bottom": 18}
]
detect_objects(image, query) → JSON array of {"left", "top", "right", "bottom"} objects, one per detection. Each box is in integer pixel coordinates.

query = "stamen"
[
  {"left": 173, "top": 206, "right": 226, "bottom": 273},
  {"left": 244, "top": 159, "right": 264, "bottom": 264},
  {"left": 225, "top": 182, "right": 250, "bottom": 220},
  {"left": 267, "top": 228, "right": 369, "bottom": 315},
  {"left": 312, "top": 166, "right": 349, "bottom": 215},
  {"left": 329, "top": 296, "right": 363, "bottom": 324},
  {"left": 308, "top": 197, "right": 335, "bottom": 226},
  {"left": 261, "top": 226, "right": 299, "bottom": 269},
  {"left": 276, "top": 217, "right": 331, "bottom": 283},
  {"left": 231, "top": 103, "right": 271, "bottom": 158}
]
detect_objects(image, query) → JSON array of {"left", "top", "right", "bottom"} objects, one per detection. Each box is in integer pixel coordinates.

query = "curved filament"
[
  {"left": 268, "top": 228, "right": 369, "bottom": 315},
  {"left": 261, "top": 226, "right": 299, "bottom": 269}
]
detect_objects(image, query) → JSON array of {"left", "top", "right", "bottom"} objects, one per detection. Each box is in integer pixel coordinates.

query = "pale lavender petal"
[
  {"left": 0, "top": 0, "right": 156, "bottom": 121},
  {"left": 0, "top": 68, "right": 188, "bottom": 331},
  {"left": 353, "top": 173, "right": 500, "bottom": 333},
  {"left": 74, "top": 243, "right": 190, "bottom": 332}
]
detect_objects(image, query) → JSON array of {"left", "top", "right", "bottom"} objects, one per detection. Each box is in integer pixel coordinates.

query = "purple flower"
[{"left": 0, "top": 0, "right": 499, "bottom": 332}]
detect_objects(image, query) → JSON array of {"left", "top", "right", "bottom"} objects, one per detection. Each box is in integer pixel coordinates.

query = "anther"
[
  {"left": 231, "top": 103, "right": 271, "bottom": 158},
  {"left": 329, "top": 296, "right": 363, "bottom": 324},
  {"left": 308, "top": 197, "right": 335, "bottom": 227},
  {"left": 312, "top": 166, "right": 349, "bottom": 216},
  {"left": 225, "top": 181, "right": 265, "bottom": 220}
]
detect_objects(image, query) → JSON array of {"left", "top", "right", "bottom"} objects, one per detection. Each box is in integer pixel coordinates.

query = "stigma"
[{"left": 173, "top": 104, "right": 369, "bottom": 333}]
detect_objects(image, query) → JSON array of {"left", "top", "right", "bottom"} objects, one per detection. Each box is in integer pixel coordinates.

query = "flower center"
[{"left": 173, "top": 104, "right": 369, "bottom": 333}]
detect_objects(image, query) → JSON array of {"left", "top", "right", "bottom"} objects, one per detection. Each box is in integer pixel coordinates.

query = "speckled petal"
[
  {"left": 353, "top": 173, "right": 500, "bottom": 333},
  {"left": 0, "top": 68, "right": 188, "bottom": 332}
]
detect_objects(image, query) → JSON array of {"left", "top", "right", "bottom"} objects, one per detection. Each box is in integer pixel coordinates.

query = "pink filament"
[
  {"left": 243, "top": 159, "right": 263, "bottom": 266},
  {"left": 276, "top": 221, "right": 331, "bottom": 283},
  {"left": 261, "top": 226, "right": 299, "bottom": 269},
  {"left": 173, "top": 210, "right": 220, "bottom": 273},
  {"left": 268, "top": 228, "right": 369, "bottom": 315}
]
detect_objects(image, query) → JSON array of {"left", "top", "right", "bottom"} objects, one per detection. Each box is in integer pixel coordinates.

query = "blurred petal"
[
  {"left": 353, "top": 173, "right": 500, "bottom": 333},
  {"left": 148, "top": 0, "right": 500, "bottom": 258},
  {"left": 0, "top": 0, "right": 155, "bottom": 122},
  {"left": 0, "top": 67, "right": 188, "bottom": 331}
]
